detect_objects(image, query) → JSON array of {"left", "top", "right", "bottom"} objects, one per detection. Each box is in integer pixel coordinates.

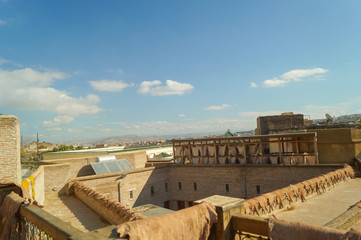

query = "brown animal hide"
[
  {"left": 242, "top": 201, "right": 251, "bottom": 215},
  {"left": 117, "top": 202, "right": 217, "bottom": 240},
  {"left": 273, "top": 190, "right": 285, "bottom": 209},
  {"left": 281, "top": 187, "right": 294, "bottom": 203},
  {"left": 247, "top": 199, "right": 260, "bottom": 216},
  {"left": 0, "top": 192, "right": 27, "bottom": 240},
  {"left": 301, "top": 181, "right": 311, "bottom": 195},
  {"left": 263, "top": 193, "right": 275, "bottom": 212},
  {"left": 295, "top": 183, "right": 306, "bottom": 201},
  {"left": 254, "top": 196, "right": 268, "bottom": 214},
  {"left": 269, "top": 217, "right": 345, "bottom": 240}
]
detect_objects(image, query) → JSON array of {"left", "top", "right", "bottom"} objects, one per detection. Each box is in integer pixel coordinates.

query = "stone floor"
[
  {"left": 269, "top": 178, "right": 361, "bottom": 227},
  {"left": 43, "top": 195, "right": 110, "bottom": 232}
]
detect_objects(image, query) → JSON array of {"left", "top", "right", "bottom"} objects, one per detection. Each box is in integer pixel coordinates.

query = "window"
[
  {"left": 225, "top": 184, "right": 230, "bottom": 193},
  {"left": 165, "top": 182, "right": 168, "bottom": 192},
  {"left": 194, "top": 182, "right": 197, "bottom": 191},
  {"left": 256, "top": 185, "right": 261, "bottom": 195},
  {"left": 178, "top": 182, "right": 182, "bottom": 190},
  {"left": 151, "top": 186, "right": 155, "bottom": 195},
  {"left": 130, "top": 190, "right": 134, "bottom": 200}
]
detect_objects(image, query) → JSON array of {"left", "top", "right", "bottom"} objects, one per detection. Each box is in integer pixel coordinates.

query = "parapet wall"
[
  {"left": 0, "top": 115, "right": 21, "bottom": 183},
  {"left": 242, "top": 165, "right": 357, "bottom": 216},
  {"left": 73, "top": 181, "right": 145, "bottom": 225},
  {"left": 305, "top": 128, "right": 361, "bottom": 164},
  {"left": 72, "top": 164, "right": 342, "bottom": 211},
  {"left": 43, "top": 150, "right": 147, "bottom": 178},
  {"left": 72, "top": 166, "right": 170, "bottom": 209}
]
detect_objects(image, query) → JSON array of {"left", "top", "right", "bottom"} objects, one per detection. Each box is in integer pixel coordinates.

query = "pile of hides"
[{"left": 117, "top": 201, "right": 217, "bottom": 240}]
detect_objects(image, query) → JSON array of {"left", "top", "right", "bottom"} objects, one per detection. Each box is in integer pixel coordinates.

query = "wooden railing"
[
  {"left": 232, "top": 215, "right": 270, "bottom": 240},
  {"left": 0, "top": 185, "right": 125, "bottom": 240}
]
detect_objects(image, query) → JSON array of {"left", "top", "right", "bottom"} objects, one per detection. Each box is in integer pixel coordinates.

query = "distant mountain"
[{"left": 68, "top": 131, "right": 224, "bottom": 146}]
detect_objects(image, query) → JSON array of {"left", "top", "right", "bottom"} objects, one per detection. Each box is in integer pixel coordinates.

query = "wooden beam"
[{"left": 232, "top": 215, "right": 269, "bottom": 237}]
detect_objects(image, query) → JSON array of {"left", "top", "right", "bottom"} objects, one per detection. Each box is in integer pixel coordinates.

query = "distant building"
[{"left": 255, "top": 112, "right": 304, "bottom": 135}]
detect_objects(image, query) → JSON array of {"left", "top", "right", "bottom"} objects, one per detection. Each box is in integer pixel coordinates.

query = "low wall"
[
  {"left": 72, "top": 166, "right": 170, "bottom": 209},
  {"left": 43, "top": 163, "right": 71, "bottom": 197},
  {"left": 22, "top": 166, "right": 45, "bottom": 206},
  {"left": 73, "top": 181, "right": 145, "bottom": 225},
  {"left": 71, "top": 164, "right": 342, "bottom": 211},
  {"left": 305, "top": 128, "right": 361, "bottom": 164},
  {"left": 43, "top": 151, "right": 148, "bottom": 178},
  {"left": 21, "top": 163, "right": 71, "bottom": 204},
  {"left": 242, "top": 165, "right": 356, "bottom": 216}
]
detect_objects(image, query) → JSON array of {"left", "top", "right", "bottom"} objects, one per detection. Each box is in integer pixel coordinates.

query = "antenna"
[{"left": 325, "top": 113, "right": 333, "bottom": 124}]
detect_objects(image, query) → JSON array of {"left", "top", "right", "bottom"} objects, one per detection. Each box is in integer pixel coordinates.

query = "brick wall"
[
  {"left": 73, "top": 164, "right": 342, "bottom": 210},
  {"left": 167, "top": 165, "right": 341, "bottom": 203},
  {"left": 0, "top": 115, "right": 21, "bottom": 183}
]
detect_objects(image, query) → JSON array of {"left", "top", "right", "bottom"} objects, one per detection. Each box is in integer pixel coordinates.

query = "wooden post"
[
  {"left": 278, "top": 137, "right": 282, "bottom": 164},
  {"left": 314, "top": 133, "right": 319, "bottom": 164}
]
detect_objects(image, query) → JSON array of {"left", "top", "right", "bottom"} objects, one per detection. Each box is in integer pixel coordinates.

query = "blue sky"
[{"left": 1, "top": 1, "right": 361, "bottom": 143}]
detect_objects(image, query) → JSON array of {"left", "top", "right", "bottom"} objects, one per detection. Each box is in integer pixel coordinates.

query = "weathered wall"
[
  {"left": 73, "top": 181, "right": 145, "bottom": 225},
  {"left": 256, "top": 114, "right": 304, "bottom": 135},
  {"left": 43, "top": 151, "right": 147, "bottom": 178},
  {"left": 167, "top": 165, "right": 341, "bottom": 204},
  {"left": 73, "top": 164, "right": 342, "bottom": 210},
  {"left": 73, "top": 166, "right": 170, "bottom": 209},
  {"left": 43, "top": 163, "right": 71, "bottom": 197},
  {"left": 0, "top": 115, "right": 21, "bottom": 183},
  {"left": 24, "top": 166, "right": 45, "bottom": 206},
  {"left": 306, "top": 128, "right": 361, "bottom": 164}
]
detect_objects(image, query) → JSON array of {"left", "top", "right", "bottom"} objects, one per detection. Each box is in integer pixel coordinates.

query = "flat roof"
[{"left": 268, "top": 178, "right": 361, "bottom": 227}]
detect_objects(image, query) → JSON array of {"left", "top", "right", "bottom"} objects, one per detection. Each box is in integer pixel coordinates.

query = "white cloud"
[
  {"left": 138, "top": 80, "right": 194, "bottom": 96},
  {"left": 106, "top": 69, "right": 124, "bottom": 74},
  {"left": 43, "top": 116, "right": 75, "bottom": 127},
  {"left": 260, "top": 67, "right": 328, "bottom": 88},
  {"left": 281, "top": 68, "right": 328, "bottom": 81},
  {"left": 111, "top": 118, "right": 255, "bottom": 135},
  {"left": 250, "top": 82, "right": 258, "bottom": 88},
  {"left": 205, "top": 104, "right": 230, "bottom": 111},
  {"left": 90, "top": 80, "right": 131, "bottom": 92},
  {"left": 0, "top": 57, "right": 10, "bottom": 64},
  {"left": 0, "top": 67, "right": 102, "bottom": 127},
  {"left": 239, "top": 111, "right": 284, "bottom": 118},
  {"left": 68, "top": 128, "right": 84, "bottom": 134},
  {"left": 0, "top": 20, "right": 6, "bottom": 25},
  {"left": 179, "top": 114, "right": 186, "bottom": 117},
  {"left": 47, "top": 127, "right": 62, "bottom": 132},
  {"left": 262, "top": 78, "right": 290, "bottom": 88}
]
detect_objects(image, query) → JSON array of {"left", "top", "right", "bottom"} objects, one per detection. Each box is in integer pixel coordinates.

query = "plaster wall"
[
  {"left": 306, "top": 129, "right": 361, "bottom": 164},
  {"left": 43, "top": 163, "right": 71, "bottom": 197}
]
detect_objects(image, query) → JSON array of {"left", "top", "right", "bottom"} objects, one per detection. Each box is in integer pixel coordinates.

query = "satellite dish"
[{"left": 326, "top": 113, "right": 333, "bottom": 124}]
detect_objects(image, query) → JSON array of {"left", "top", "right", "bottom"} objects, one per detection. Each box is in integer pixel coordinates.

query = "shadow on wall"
[
  {"left": 77, "top": 165, "right": 95, "bottom": 177},
  {"left": 117, "top": 167, "right": 170, "bottom": 209}
]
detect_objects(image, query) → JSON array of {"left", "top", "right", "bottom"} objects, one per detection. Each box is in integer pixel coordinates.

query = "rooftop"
[{"left": 269, "top": 178, "right": 361, "bottom": 227}]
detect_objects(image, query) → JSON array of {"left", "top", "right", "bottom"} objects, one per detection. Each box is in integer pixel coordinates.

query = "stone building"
[{"left": 255, "top": 112, "right": 304, "bottom": 135}]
